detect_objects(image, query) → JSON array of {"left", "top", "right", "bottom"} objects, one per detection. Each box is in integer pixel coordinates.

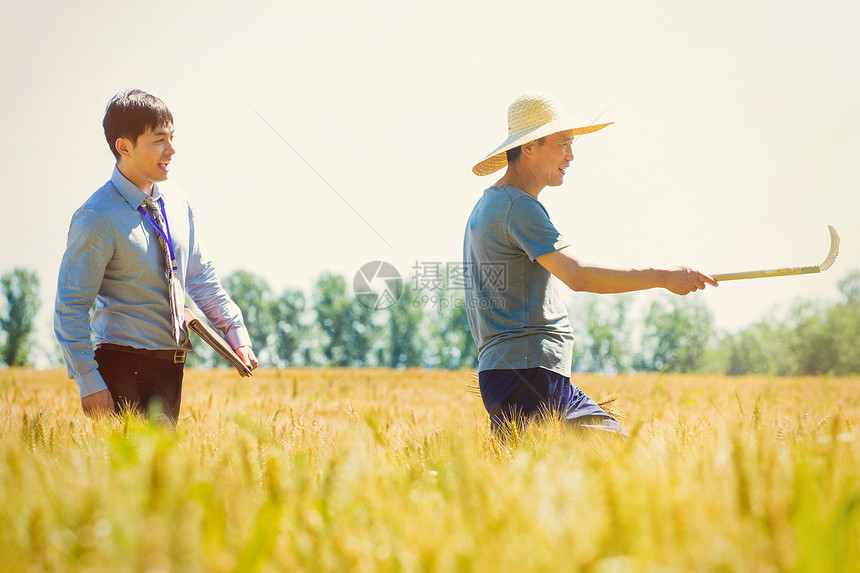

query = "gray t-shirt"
[{"left": 463, "top": 184, "right": 574, "bottom": 376}]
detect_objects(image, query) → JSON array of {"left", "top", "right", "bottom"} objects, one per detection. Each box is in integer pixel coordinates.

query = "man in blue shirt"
[
  {"left": 465, "top": 92, "right": 717, "bottom": 435},
  {"left": 55, "top": 89, "right": 257, "bottom": 423}
]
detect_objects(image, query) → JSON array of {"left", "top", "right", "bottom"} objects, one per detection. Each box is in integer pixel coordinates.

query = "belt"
[{"left": 98, "top": 343, "right": 186, "bottom": 364}]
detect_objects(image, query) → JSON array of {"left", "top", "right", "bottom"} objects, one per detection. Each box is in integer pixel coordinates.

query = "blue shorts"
[{"left": 479, "top": 367, "right": 626, "bottom": 436}]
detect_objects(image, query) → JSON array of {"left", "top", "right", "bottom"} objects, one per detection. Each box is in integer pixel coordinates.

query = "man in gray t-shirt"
[{"left": 464, "top": 92, "right": 717, "bottom": 434}]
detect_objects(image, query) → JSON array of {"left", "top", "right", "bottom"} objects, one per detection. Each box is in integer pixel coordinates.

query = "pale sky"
[{"left": 2, "top": 0, "right": 858, "bottom": 366}]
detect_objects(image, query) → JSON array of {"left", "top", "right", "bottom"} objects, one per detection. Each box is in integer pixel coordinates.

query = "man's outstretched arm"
[{"left": 537, "top": 247, "right": 717, "bottom": 296}]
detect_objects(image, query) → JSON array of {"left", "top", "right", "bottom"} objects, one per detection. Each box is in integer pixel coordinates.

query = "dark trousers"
[
  {"left": 479, "top": 367, "right": 627, "bottom": 437},
  {"left": 94, "top": 347, "right": 184, "bottom": 424}
]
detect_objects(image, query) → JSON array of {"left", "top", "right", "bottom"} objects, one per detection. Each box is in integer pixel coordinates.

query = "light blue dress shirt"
[{"left": 55, "top": 166, "right": 252, "bottom": 398}]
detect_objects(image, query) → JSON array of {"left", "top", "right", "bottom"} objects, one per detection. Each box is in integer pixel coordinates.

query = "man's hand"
[
  {"left": 236, "top": 346, "right": 258, "bottom": 372},
  {"left": 662, "top": 266, "right": 718, "bottom": 295},
  {"left": 81, "top": 389, "right": 115, "bottom": 417}
]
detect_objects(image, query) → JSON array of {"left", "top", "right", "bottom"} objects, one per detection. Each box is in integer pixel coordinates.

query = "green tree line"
[
  {"left": 196, "top": 270, "right": 480, "bottom": 370},
  {"left": 568, "top": 270, "right": 860, "bottom": 376},
  {"left": 2, "top": 267, "right": 859, "bottom": 375}
]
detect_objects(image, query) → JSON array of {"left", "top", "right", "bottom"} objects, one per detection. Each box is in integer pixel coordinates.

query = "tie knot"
[{"left": 143, "top": 198, "right": 164, "bottom": 222}]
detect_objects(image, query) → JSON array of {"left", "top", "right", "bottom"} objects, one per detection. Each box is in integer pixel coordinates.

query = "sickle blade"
[
  {"left": 819, "top": 225, "right": 840, "bottom": 272},
  {"left": 712, "top": 225, "right": 840, "bottom": 282}
]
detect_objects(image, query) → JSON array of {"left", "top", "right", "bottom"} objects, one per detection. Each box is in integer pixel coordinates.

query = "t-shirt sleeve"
[{"left": 507, "top": 197, "right": 570, "bottom": 261}]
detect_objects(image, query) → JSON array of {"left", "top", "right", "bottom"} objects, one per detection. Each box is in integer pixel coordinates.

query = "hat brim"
[{"left": 472, "top": 119, "right": 614, "bottom": 176}]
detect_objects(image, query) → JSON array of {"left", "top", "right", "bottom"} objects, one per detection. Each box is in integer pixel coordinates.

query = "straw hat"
[{"left": 472, "top": 92, "right": 613, "bottom": 176}]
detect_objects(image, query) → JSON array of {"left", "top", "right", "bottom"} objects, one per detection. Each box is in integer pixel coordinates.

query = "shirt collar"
[
  {"left": 110, "top": 165, "right": 164, "bottom": 209},
  {"left": 492, "top": 183, "right": 533, "bottom": 199}
]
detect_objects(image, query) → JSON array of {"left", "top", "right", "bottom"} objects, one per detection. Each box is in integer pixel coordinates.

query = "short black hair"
[
  {"left": 504, "top": 136, "right": 547, "bottom": 165},
  {"left": 102, "top": 89, "right": 173, "bottom": 160},
  {"left": 505, "top": 145, "right": 523, "bottom": 164}
]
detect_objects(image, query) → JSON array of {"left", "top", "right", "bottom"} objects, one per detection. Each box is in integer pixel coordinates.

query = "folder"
[{"left": 183, "top": 308, "right": 253, "bottom": 377}]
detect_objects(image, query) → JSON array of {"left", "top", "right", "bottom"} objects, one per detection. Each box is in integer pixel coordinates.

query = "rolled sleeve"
[
  {"left": 74, "top": 369, "right": 109, "bottom": 399},
  {"left": 225, "top": 326, "right": 252, "bottom": 350}
]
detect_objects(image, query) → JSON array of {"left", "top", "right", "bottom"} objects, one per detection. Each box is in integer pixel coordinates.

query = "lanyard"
[{"left": 138, "top": 197, "right": 178, "bottom": 272}]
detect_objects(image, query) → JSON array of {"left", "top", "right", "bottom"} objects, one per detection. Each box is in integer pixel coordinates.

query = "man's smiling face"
[
  {"left": 119, "top": 123, "right": 176, "bottom": 193},
  {"left": 529, "top": 129, "right": 574, "bottom": 188}
]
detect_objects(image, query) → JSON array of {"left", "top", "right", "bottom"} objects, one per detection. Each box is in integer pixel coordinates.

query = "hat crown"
[
  {"left": 472, "top": 91, "right": 612, "bottom": 176},
  {"left": 507, "top": 92, "right": 569, "bottom": 138}
]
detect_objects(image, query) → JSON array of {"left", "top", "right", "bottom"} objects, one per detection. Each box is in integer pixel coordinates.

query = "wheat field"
[{"left": 1, "top": 367, "right": 858, "bottom": 572}]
